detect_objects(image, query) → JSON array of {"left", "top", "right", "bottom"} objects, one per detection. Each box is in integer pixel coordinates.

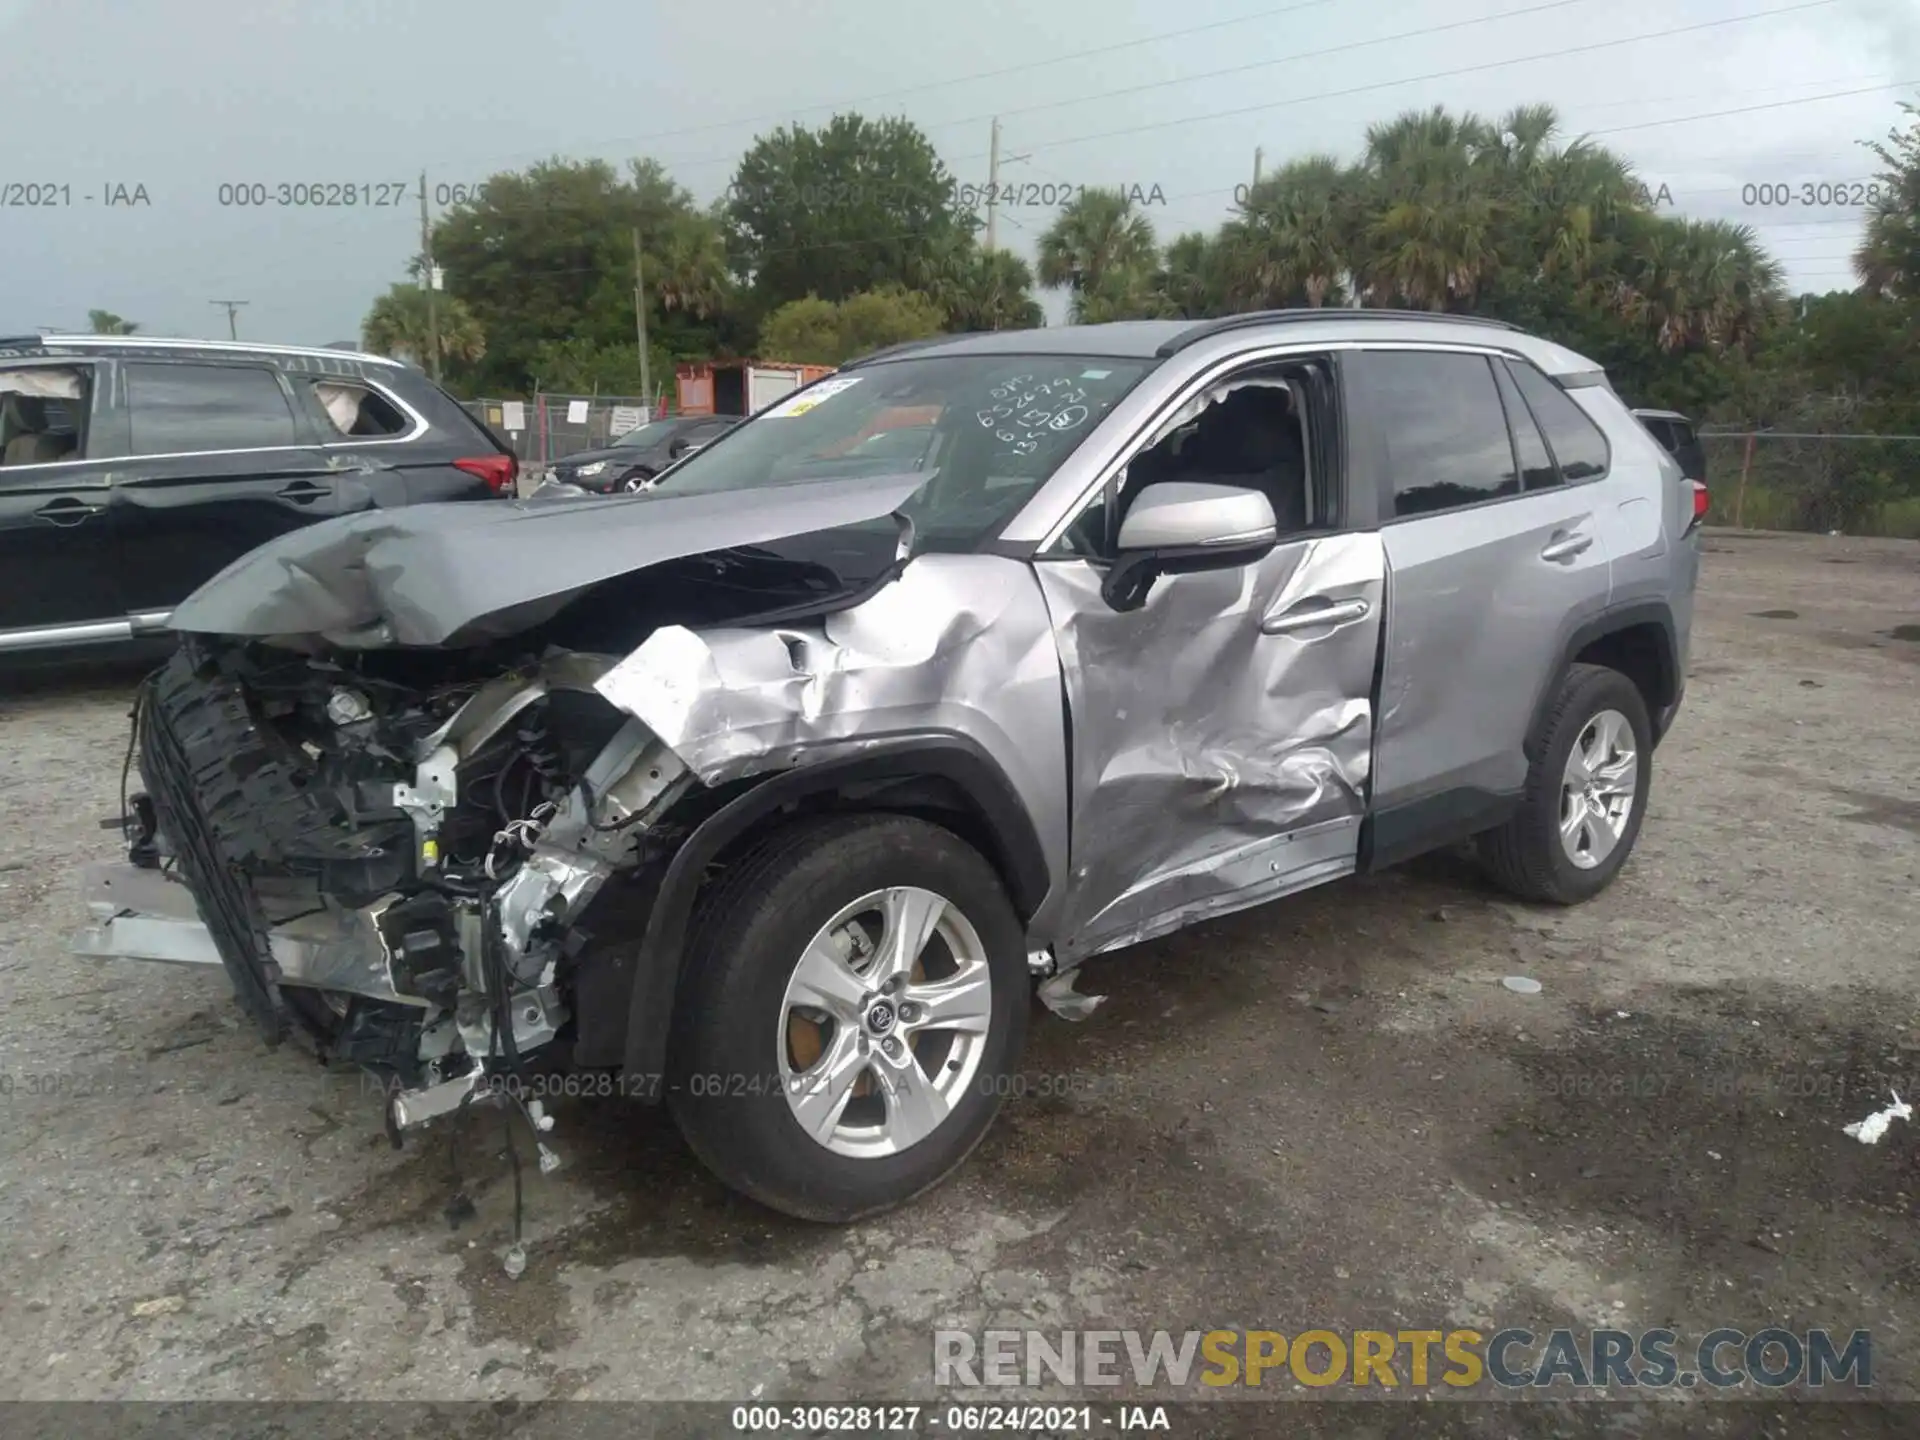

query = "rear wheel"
[
  {"left": 669, "top": 814, "right": 1028, "bottom": 1221},
  {"left": 1478, "top": 664, "right": 1651, "bottom": 904}
]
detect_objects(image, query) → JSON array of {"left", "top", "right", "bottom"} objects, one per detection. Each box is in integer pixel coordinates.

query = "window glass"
[
  {"left": 1359, "top": 352, "right": 1516, "bottom": 517},
  {"left": 1493, "top": 361, "right": 1560, "bottom": 490},
  {"left": 1510, "top": 361, "right": 1609, "bottom": 481},
  {"left": 612, "top": 420, "right": 677, "bottom": 448},
  {"left": 128, "top": 363, "right": 300, "bottom": 455},
  {"left": 310, "top": 379, "right": 408, "bottom": 437},
  {"left": 0, "top": 366, "right": 89, "bottom": 465},
  {"left": 654, "top": 354, "right": 1153, "bottom": 552}
]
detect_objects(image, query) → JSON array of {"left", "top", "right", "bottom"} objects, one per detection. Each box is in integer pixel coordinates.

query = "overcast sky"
[{"left": 2, "top": 0, "right": 1914, "bottom": 345}]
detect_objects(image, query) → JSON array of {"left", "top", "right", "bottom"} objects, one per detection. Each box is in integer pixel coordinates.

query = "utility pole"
[
  {"left": 632, "top": 227, "right": 651, "bottom": 407},
  {"left": 1253, "top": 147, "right": 1264, "bottom": 188},
  {"left": 208, "top": 299, "right": 248, "bottom": 340},
  {"left": 986, "top": 117, "right": 1001, "bottom": 253},
  {"left": 419, "top": 172, "right": 442, "bottom": 382}
]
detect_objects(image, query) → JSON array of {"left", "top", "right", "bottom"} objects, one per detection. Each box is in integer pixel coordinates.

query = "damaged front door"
[{"left": 1031, "top": 359, "right": 1385, "bottom": 962}]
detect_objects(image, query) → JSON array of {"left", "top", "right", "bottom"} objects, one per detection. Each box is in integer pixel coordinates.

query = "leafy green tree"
[
  {"left": 759, "top": 286, "right": 946, "bottom": 366},
  {"left": 1856, "top": 101, "right": 1920, "bottom": 300},
  {"left": 726, "top": 114, "right": 969, "bottom": 311},
  {"left": 360, "top": 282, "right": 486, "bottom": 368},
  {"left": 429, "top": 158, "right": 733, "bottom": 392},
  {"left": 88, "top": 310, "right": 138, "bottom": 334},
  {"left": 524, "top": 336, "right": 674, "bottom": 397},
  {"left": 758, "top": 296, "right": 844, "bottom": 364}
]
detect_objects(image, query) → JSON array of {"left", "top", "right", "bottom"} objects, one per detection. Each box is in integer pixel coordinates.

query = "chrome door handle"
[
  {"left": 277, "top": 480, "right": 330, "bottom": 503},
  {"left": 34, "top": 496, "right": 105, "bottom": 526},
  {"left": 1541, "top": 531, "right": 1593, "bottom": 562},
  {"left": 1261, "top": 595, "right": 1371, "bottom": 635}
]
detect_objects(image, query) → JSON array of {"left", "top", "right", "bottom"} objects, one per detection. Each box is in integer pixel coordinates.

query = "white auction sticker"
[{"left": 761, "top": 375, "right": 863, "bottom": 418}]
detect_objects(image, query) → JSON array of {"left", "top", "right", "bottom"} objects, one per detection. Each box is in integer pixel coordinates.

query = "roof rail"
[
  {"left": 838, "top": 335, "right": 962, "bottom": 369},
  {"left": 1156, "top": 308, "right": 1520, "bottom": 356},
  {"left": 0, "top": 335, "right": 49, "bottom": 349}
]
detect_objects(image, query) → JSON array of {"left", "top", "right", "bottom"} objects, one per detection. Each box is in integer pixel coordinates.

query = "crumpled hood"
[{"left": 166, "top": 472, "right": 930, "bottom": 647}]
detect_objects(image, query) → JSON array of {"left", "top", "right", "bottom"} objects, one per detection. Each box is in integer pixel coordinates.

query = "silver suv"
[{"left": 76, "top": 311, "right": 1701, "bottom": 1221}]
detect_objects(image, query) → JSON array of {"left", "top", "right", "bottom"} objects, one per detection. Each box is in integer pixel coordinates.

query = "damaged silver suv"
[{"left": 76, "top": 311, "right": 1701, "bottom": 1221}]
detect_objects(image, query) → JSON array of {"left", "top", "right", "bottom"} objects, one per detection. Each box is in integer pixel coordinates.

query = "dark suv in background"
[
  {"left": 1633, "top": 408, "right": 1706, "bottom": 483},
  {"left": 547, "top": 414, "right": 740, "bottom": 494},
  {"left": 0, "top": 334, "right": 516, "bottom": 656}
]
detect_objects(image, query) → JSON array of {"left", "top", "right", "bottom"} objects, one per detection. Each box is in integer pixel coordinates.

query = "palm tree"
[
  {"left": 88, "top": 310, "right": 138, "bottom": 335},
  {"left": 361, "top": 282, "right": 486, "bottom": 367},
  {"left": 942, "top": 248, "right": 1044, "bottom": 331},
  {"left": 1611, "top": 218, "right": 1783, "bottom": 352},
  {"left": 1350, "top": 108, "right": 1504, "bottom": 310},
  {"left": 1155, "top": 232, "right": 1227, "bottom": 318},
  {"left": 1218, "top": 157, "right": 1355, "bottom": 308},
  {"left": 1037, "top": 188, "right": 1159, "bottom": 303},
  {"left": 651, "top": 215, "right": 732, "bottom": 320}
]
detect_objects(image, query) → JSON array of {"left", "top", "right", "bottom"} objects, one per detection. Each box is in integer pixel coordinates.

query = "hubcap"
[
  {"left": 1559, "top": 708, "right": 1639, "bottom": 870},
  {"left": 777, "top": 886, "right": 993, "bottom": 1158}
]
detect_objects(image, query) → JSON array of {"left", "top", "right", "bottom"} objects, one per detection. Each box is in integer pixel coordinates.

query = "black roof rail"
[
  {"left": 1156, "top": 308, "right": 1520, "bottom": 356},
  {"left": 0, "top": 335, "right": 49, "bottom": 348},
  {"left": 837, "top": 334, "right": 964, "bottom": 369}
]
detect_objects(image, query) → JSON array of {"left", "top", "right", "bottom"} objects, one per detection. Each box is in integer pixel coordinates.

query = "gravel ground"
[{"left": 1, "top": 530, "right": 1916, "bottom": 1431}]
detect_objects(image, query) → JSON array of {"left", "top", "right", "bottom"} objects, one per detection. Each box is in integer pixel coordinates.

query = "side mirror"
[
  {"left": 1102, "top": 482, "right": 1278, "bottom": 612},
  {"left": 667, "top": 438, "right": 690, "bottom": 458}
]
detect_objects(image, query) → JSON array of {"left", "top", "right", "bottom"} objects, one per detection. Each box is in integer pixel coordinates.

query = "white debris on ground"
[
  {"left": 1037, "top": 968, "right": 1108, "bottom": 1021},
  {"left": 1843, "top": 1091, "right": 1913, "bottom": 1145}
]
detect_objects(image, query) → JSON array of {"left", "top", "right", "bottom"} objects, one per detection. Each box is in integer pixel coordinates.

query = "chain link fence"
[
  {"left": 460, "top": 393, "right": 677, "bottom": 470},
  {"left": 1699, "top": 431, "right": 1920, "bottom": 538}
]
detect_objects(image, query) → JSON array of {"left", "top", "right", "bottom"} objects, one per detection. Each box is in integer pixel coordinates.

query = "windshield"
[
  {"left": 652, "top": 353, "right": 1154, "bottom": 550},
  {"left": 612, "top": 420, "right": 676, "bottom": 448}
]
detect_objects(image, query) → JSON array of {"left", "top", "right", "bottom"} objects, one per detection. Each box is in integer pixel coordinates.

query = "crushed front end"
[{"left": 79, "top": 638, "right": 693, "bottom": 1147}]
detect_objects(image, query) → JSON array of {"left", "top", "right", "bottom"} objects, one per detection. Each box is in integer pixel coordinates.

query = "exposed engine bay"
[{"left": 126, "top": 636, "right": 700, "bottom": 1147}]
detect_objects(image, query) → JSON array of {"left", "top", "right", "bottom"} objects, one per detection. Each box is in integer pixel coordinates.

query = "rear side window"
[
  {"left": 0, "top": 365, "right": 91, "bottom": 466},
  {"left": 310, "top": 379, "right": 410, "bottom": 438},
  {"left": 1356, "top": 351, "right": 1517, "bottom": 518},
  {"left": 1508, "top": 361, "right": 1609, "bottom": 481},
  {"left": 127, "top": 363, "right": 300, "bottom": 455},
  {"left": 1492, "top": 362, "right": 1559, "bottom": 490}
]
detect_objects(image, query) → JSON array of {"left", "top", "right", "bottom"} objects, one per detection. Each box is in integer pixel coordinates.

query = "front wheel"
[
  {"left": 1478, "top": 663, "right": 1652, "bottom": 904},
  {"left": 619, "top": 468, "right": 656, "bottom": 493},
  {"left": 669, "top": 814, "right": 1029, "bottom": 1221}
]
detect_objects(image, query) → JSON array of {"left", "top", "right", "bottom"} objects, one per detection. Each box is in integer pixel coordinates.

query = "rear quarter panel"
[{"left": 1582, "top": 388, "right": 1697, "bottom": 677}]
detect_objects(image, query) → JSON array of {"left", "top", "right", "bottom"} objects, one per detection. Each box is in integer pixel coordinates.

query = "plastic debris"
[
  {"left": 1502, "top": 976, "right": 1543, "bottom": 995},
  {"left": 1843, "top": 1091, "right": 1912, "bottom": 1145},
  {"left": 503, "top": 1244, "right": 528, "bottom": 1279},
  {"left": 1038, "top": 968, "right": 1107, "bottom": 1021}
]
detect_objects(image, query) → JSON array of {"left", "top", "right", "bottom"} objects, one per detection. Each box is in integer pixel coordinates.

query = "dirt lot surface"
[{"left": 2, "top": 530, "right": 1917, "bottom": 1434}]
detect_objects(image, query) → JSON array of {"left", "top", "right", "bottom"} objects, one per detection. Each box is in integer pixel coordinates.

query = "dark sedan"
[{"left": 549, "top": 414, "right": 739, "bottom": 493}]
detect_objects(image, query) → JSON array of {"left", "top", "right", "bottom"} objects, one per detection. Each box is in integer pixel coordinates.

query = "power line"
[
  {"left": 416, "top": 0, "right": 1346, "bottom": 174},
  {"left": 939, "top": 0, "right": 1601, "bottom": 132},
  {"left": 1587, "top": 80, "right": 1917, "bottom": 136},
  {"left": 919, "top": 1, "right": 1850, "bottom": 168}
]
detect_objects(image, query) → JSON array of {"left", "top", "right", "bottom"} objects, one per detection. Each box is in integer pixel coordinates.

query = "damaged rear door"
[{"left": 1031, "top": 351, "right": 1385, "bottom": 962}]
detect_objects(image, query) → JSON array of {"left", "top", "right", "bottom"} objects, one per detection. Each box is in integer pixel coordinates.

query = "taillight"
[
  {"left": 1688, "top": 480, "right": 1709, "bottom": 528},
  {"left": 454, "top": 454, "right": 519, "bottom": 494}
]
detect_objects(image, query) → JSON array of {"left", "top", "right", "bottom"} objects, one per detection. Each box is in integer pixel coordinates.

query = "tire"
[
  {"left": 1478, "top": 663, "right": 1652, "bottom": 905},
  {"left": 669, "top": 813, "right": 1029, "bottom": 1222},
  {"left": 619, "top": 468, "right": 656, "bottom": 493}
]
